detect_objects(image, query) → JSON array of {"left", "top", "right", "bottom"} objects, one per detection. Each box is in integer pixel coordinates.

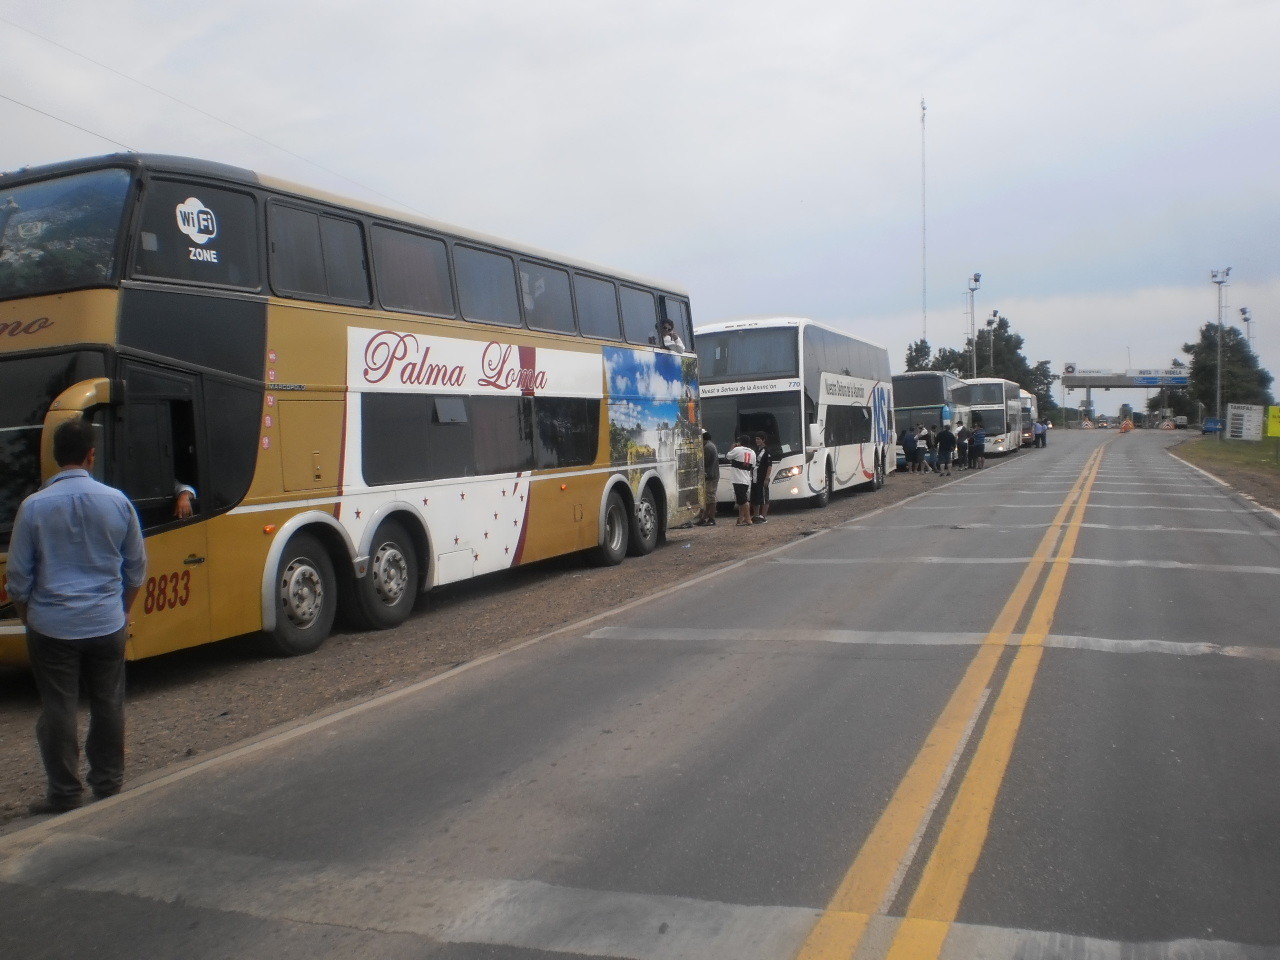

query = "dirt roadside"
[{"left": 3, "top": 438, "right": 1276, "bottom": 826}]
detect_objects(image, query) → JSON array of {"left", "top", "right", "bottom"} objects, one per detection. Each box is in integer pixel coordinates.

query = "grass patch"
[{"left": 1176, "top": 435, "right": 1280, "bottom": 473}]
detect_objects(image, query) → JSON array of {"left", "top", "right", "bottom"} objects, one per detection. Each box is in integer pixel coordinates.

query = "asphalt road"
[{"left": 3, "top": 430, "right": 1279, "bottom": 960}]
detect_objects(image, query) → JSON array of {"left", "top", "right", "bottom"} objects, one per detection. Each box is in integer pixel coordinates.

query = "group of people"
[
  {"left": 696, "top": 430, "right": 772, "bottom": 527},
  {"left": 899, "top": 421, "right": 988, "bottom": 474}
]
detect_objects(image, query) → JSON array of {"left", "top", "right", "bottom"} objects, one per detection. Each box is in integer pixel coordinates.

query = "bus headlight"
[{"left": 773, "top": 465, "right": 803, "bottom": 481}]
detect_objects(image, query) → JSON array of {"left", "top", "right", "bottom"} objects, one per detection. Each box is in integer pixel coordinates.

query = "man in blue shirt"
[{"left": 6, "top": 418, "right": 147, "bottom": 815}]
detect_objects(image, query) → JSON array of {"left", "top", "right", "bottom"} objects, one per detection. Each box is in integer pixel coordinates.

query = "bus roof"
[
  {"left": 693, "top": 315, "right": 888, "bottom": 352},
  {"left": 0, "top": 153, "right": 687, "bottom": 296}
]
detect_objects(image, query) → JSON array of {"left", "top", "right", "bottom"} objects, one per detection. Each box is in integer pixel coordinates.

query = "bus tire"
[
  {"left": 628, "top": 486, "right": 661, "bottom": 556},
  {"left": 349, "top": 519, "right": 419, "bottom": 631},
  {"left": 591, "top": 490, "right": 629, "bottom": 566},
  {"left": 264, "top": 533, "right": 337, "bottom": 656},
  {"left": 811, "top": 462, "right": 831, "bottom": 508}
]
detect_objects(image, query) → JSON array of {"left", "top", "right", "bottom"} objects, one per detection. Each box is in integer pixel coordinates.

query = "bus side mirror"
[
  {"left": 40, "top": 377, "right": 121, "bottom": 478},
  {"left": 805, "top": 423, "right": 823, "bottom": 452}
]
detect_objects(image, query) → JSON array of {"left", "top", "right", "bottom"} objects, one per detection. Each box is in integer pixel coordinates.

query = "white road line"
[
  {"left": 588, "top": 627, "right": 1280, "bottom": 661},
  {"left": 843, "top": 523, "right": 1276, "bottom": 537},
  {"left": 3, "top": 833, "right": 1272, "bottom": 960},
  {"left": 907, "top": 503, "right": 1254, "bottom": 512},
  {"left": 772, "top": 556, "right": 1280, "bottom": 575},
  {"left": 0, "top": 833, "right": 817, "bottom": 960}
]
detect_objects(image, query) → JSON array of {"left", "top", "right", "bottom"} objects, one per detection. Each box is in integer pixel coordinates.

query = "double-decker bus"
[
  {"left": 1018, "top": 389, "right": 1038, "bottom": 446},
  {"left": 957, "top": 377, "right": 1021, "bottom": 454},
  {"left": 694, "top": 317, "right": 893, "bottom": 507},
  {"left": 0, "top": 154, "right": 701, "bottom": 662},
  {"left": 891, "top": 370, "right": 969, "bottom": 468}
]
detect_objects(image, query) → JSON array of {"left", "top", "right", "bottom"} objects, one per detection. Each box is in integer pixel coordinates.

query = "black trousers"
[{"left": 26, "top": 626, "right": 127, "bottom": 803}]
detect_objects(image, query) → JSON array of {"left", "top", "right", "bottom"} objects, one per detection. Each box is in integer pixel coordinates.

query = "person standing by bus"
[
  {"left": 5, "top": 419, "right": 147, "bottom": 815},
  {"left": 900, "top": 426, "right": 919, "bottom": 473},
  {"left": 971, "top": 421, "right": 988, "bottom": 469},
  {"left": 696, "top": 431, "right": 719, "bottom": 526},
  {"left": 750, "top": 432, "right": 773, "bottom": 524},
  {"left": 936, "top": 422, "right": 957, "bottom": 476},
  {"left": 955, "top": 421, "right": 971, "bottom": 471},
  {"left": 722, "top": 435, "right": 756, "bottom": 526}
]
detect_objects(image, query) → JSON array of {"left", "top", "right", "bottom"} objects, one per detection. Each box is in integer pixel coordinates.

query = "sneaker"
[
  {"left": 752, "top": 516, "right": 767, "bottom": 523},
  {"left": 694, "top": 518, "right": 709, "bottom": 527},
  {"left": 707, "top": 519, "right": 716, "bottom": 526}
]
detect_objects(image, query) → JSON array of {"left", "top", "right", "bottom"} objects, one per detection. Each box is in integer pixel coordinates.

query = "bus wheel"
[
  {"left": 265, "top": 533, "right": 337, "bottom": 656},
  {"left": 351, "top": 520, "right": 419, "bottom": 630},
  {"left": 811, "top": 463, "right": 831, "bottom": 508},
  {"left": 628, "top": 486, "right": 661, "bottom": 556},
  {"left": 591, "top": 490, "right": 629, "bottom": 566}
]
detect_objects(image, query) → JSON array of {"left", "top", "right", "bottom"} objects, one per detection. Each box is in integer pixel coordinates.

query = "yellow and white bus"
[{"left": 0, "top": 154, "right": 700, "bottom": 661}]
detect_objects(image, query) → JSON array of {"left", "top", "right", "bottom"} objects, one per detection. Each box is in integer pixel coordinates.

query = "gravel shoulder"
[{"left": 4, "top": 438, "right": 1276, "bottom": 827}]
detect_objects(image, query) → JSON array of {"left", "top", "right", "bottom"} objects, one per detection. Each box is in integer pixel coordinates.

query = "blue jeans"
[{"left": 26, "top": 626, "right": 128, "bottom": 802}]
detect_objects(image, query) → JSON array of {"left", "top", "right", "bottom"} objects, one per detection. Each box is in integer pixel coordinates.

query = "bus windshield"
[
  {"left": 0, "top": 168, "right": 132, "bottom": 302},
  {"left": 965, "top": 383, "right": 1006, "bottom": 405},
  {"left": 893, "top": 376, "right": 948, "bottom": 407},
  {"left": 695, "top": 327, "right": 799, "bottom": 384},
  {"left": 701, "top": 391, "right": 804, "bottom": 457},
  {"left": 0, "top": 351, "right": 108, "bottom": 547}
]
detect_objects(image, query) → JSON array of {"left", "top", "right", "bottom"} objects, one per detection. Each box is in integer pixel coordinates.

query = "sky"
[{"left": 2, "top": 0, "right": 1277, "bottom": 417}]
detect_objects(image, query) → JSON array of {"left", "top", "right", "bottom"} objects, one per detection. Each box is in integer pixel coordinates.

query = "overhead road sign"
[{"left": 1062, "top": 364, "right": 1189, "bottom": 389}]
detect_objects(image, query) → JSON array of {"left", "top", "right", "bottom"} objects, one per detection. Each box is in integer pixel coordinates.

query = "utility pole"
[
  {"left": 921, "top": 98, "right": 928, "bottom": 342},
  {"left": 967, "top": 273, "right": 981, "bottom": 378},
  {"left": 1211, "top": 267, "right": 1231, "bottom": 433}
]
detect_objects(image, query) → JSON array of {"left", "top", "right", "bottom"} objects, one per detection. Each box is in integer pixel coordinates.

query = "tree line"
[
  {"left": 906, "top": 317, "right": 1274, "bottom": 425},
  {"left": 904, "top": 317, "right": 1059, "bottom": 415}
]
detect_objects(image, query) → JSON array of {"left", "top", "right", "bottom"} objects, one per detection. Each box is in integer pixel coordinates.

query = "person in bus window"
[
  {"left": 660, "top": 319, "right": 685, "bottom": 351},
  {"left": 173, "top": 482, "right": 197, "bottom": 519}
]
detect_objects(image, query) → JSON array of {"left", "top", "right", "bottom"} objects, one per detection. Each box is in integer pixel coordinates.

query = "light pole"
[
  {"left": 1241, "top": 306, "right": 1253, "bottom": 341},
  {"left": 1211, "top": 267, "right": 1230, "bottom": 427},
  {"left": 986, "top": 310, "right": 999, "bottom": 375},
  {"left": 967, "top": 273, "right": 981, "bottom": 378}
]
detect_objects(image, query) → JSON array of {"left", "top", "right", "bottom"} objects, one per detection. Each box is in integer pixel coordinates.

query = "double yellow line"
[{"left": 796, "top": 446, "right": 1106, "bottom": 960}]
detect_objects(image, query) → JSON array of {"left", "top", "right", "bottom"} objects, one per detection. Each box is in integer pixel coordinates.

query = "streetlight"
[
  {"left": 986, "top": 310, "right": 999, "bottom": 375},
  {"left": 1241, "top": 306, "right": 1253, "bottom": 341},
  {"left": 1211, "top": 267, "right": 1230, "bottom": 428},
  {"left": 967, "top": 273, "right": 981, "bottom": 378}
]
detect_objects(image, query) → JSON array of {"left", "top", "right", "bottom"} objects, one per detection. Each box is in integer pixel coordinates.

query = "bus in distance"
[
  {"left": 891, "top": 370, "right": 969, "bottom": 469},
  {"left": 0, "top": 154, "right": 701, "bottom": 663},
  {"left": 1018, "top": 389, "right": 1037, "bottom": 446},
  {"left": 957, "top": 377, "right": 1022, "bottom": 454},
  {"left": 694, "top": 317, "right": 893, "bottom": 507}
]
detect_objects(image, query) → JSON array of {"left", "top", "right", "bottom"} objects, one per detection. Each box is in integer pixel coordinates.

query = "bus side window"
[{"left": 114, "top": 394, "right": 200, "bottom": 529}]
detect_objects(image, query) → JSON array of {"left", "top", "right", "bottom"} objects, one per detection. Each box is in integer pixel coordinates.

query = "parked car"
[{"left": 1202, "top": 418, "right": 1224, "bottom": 434}]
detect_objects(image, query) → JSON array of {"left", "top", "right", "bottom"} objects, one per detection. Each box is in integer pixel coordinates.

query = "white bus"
[
  {"left": 1018, "top": 389, "right": 1038, "bottom": 446},
  {"left": 958, "top": 377, "right": 1022, "bottom": 455},
  {"left": 694, "top": 317, "right": 893, "bottom": 507}
]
